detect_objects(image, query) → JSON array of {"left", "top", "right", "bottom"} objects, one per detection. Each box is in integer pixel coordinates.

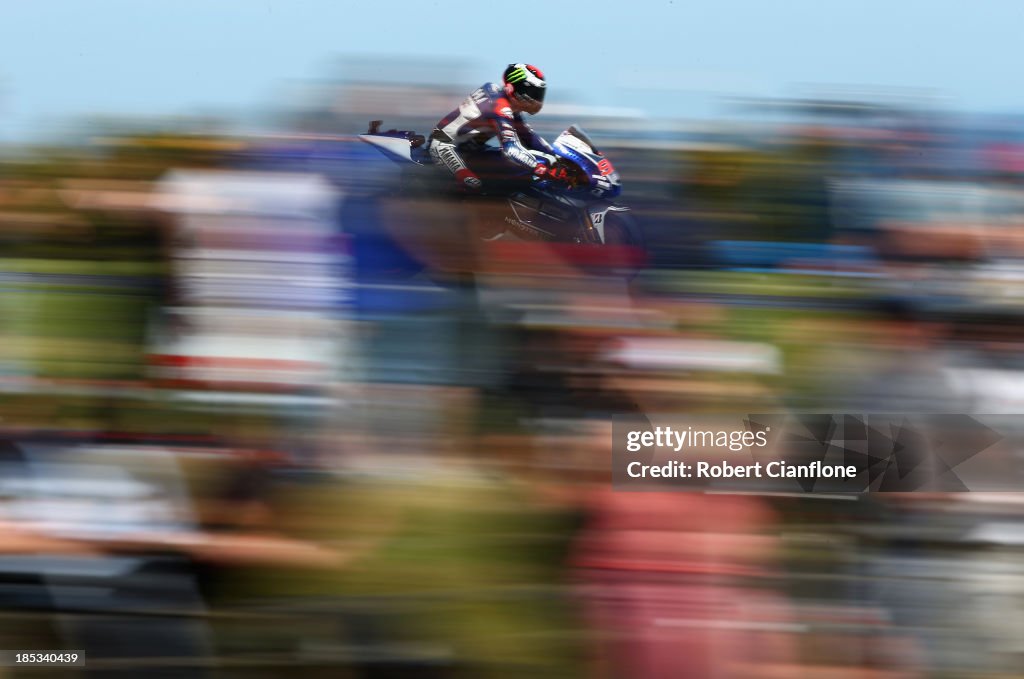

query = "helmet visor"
[
  {"left": 518, "top": 82, "right": 546, "bottom": 104},
  {"left": 515, "top": 83, "right": 545, "bottom": 114}
]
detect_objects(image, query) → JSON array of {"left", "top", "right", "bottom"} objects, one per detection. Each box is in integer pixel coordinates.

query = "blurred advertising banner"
[
  {"left": 150, "top": 170, "right": 348, "bottom": 393},
  {"left": 612, "top": 414, "right": 1024, "bottom": 493}
]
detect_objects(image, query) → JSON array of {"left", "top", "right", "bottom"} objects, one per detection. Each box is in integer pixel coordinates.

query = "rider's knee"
[{"left": 455, "top": 168, "right": 483, "bottom": 193}]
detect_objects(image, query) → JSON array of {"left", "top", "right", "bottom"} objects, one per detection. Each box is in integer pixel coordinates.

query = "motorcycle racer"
[{"left": 427, "top": 63, "right": 571, "bottom": 192}]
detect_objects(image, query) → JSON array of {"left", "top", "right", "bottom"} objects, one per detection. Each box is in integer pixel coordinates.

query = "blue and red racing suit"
[{"left": 428, "top": 82, "right": 564, "bottom": 191}]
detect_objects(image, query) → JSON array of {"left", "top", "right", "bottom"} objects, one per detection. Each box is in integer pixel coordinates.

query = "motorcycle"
[{"left": 358, "top": 121, "right": 645, "bottom": 256}]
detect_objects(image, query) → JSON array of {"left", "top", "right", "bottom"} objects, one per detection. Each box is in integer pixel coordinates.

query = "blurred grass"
[
  {"left": 645, "top": 270, "right": 873, "bottom": 299},
  {"left": 1, "top": 258, "right": 161, "bottom": 380},
  {"left": 204, "top": 474, "right": 586, "bottom": 677}
]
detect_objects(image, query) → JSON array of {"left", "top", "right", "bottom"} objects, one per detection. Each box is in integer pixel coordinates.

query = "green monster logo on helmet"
[{"left": 506, "top": 67, "right": 530, "bottom": 84}]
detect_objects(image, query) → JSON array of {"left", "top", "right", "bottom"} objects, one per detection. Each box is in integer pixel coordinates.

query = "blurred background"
[{"left": 3, "top": 1, "right": 1024, "bottom": 677}]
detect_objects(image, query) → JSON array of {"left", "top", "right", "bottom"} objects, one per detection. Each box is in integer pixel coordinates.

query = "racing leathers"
[{"left": 428, "top": 82, "right": 565, "bottom": 192}]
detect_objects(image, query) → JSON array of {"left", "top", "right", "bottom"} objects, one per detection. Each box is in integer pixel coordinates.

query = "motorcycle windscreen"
[{"left": 564, "top": 126, "right": 602, "bottom": 155}]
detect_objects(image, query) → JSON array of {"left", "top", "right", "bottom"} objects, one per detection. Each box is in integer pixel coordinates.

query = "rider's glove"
[
  {"left": 533, "top": 160, "right": 570, "bottom": 184},
  {"left": 547, "top": 163, "right": 571, "bottom": 183}
]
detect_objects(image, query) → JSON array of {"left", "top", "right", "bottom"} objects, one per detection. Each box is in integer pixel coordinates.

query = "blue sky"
[{"left": 1, "top": 0, "right": 1022, "bottom": 141}]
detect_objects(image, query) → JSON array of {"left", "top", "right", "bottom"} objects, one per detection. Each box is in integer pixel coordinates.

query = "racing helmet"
[{"left": 503, "top": 64, "right": 546, "bottom": 115}]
